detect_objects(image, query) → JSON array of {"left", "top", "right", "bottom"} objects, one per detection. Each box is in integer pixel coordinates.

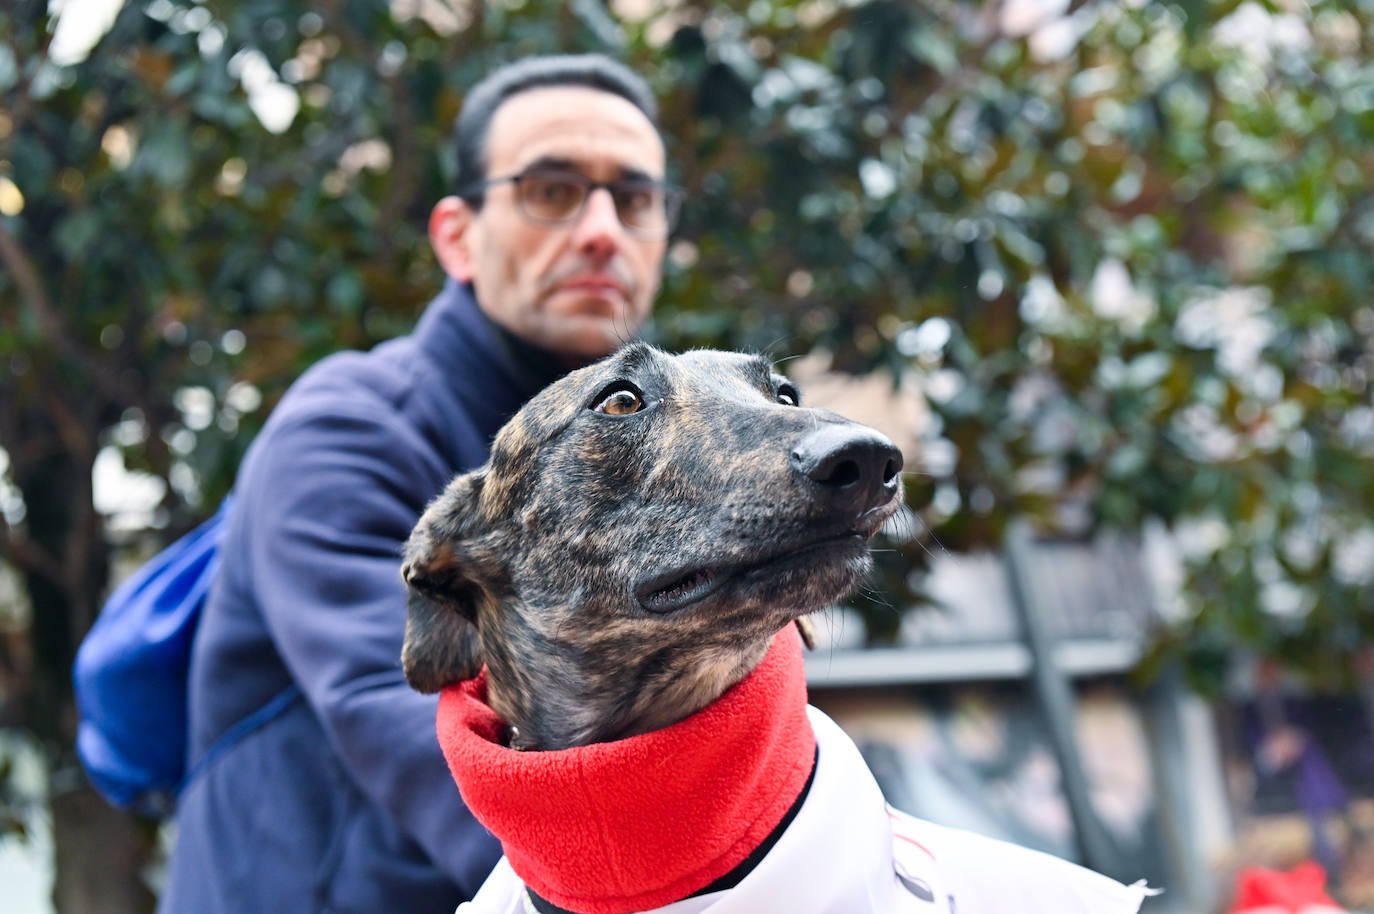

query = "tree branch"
[
  {"left": 0, "top": 519, "right": 69, "bottom": 600},
  {"left": 0, "top": 218, "right": 54, "bottom": 325},
  {"left": 0, "top": 221, "right": 125, "bottom": 394}
]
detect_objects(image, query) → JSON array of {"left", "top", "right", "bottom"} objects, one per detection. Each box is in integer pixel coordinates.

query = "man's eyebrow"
[
  {"left": 520, "top": 156, "right": 657, "bottom": 183},
  {"left": 522, "top": 156, "right": 577, "bottom": 173}
]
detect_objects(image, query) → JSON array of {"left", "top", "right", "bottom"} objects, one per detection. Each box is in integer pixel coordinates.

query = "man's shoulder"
[
  {"left": 287, "top": 336, "right": 426, "bottom": 409},
  {"left": 258, "top": 334, "right": 456, "bottom": 444},
  {"left": 233, "top": 339, "right": 450, "bottom": 487}
]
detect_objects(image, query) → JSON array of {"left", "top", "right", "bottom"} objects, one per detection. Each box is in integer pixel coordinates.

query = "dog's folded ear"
[{"left": 401, "top": 472, "right": 487, "bottom": 693}]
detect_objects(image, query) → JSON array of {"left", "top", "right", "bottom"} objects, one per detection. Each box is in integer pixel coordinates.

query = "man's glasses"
[{"left": 462, "top": 169, "right": 684, "bottom": 238}]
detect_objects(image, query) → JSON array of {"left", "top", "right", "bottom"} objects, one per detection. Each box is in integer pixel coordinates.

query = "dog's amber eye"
[
  {"left": 776, "top": 382, "right": 801, "bottom": 407},
  {"left": 593, "top": 387, "right": 644, "bottom": 415}
]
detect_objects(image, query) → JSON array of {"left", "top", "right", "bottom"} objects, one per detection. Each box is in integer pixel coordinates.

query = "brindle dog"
[{"left": 401, "top": 342, "right": 903, "bottom": 750}]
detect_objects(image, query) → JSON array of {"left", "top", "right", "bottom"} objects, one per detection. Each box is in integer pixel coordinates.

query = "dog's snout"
[{"left": 790, "top": 424, "right": 903, "bottom": 515}]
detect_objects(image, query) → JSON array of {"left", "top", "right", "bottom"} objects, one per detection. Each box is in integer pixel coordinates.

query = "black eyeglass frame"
[{"left": 459, "top": 168, "right": 685, "bottom": 238}]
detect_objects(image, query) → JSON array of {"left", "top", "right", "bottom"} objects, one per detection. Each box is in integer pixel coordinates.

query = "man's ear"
[
  {"left": 401, "top": 472, "right": 487, "bottom": 692},
  {"left": 429, "top": 196, "right": 478, "bottom": 283}
]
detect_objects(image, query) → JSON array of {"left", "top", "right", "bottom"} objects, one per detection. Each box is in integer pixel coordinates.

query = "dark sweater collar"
[{"left": 411, "top": 280, "right": 580, "bottom": 443}]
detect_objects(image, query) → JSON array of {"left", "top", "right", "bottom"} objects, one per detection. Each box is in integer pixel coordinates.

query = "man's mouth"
[
  {"left": 634, "top": 534, "right": 868, "bottom": 614},
  {"left": 555, "top": 275, "right": 629, "bottom": 300}
]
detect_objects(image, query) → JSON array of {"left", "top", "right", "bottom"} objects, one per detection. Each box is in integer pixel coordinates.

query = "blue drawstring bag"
[{"left": 74, "top": 497, "right": 233, "bottom": 815}]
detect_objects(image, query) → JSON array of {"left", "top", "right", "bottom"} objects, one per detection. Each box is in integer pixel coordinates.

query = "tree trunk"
[
  {"left": 9, "top": 425, "right": 150, "bottom": 913},
  {"left": 50, "top": 784, "right": 157, "bottom": 914}
]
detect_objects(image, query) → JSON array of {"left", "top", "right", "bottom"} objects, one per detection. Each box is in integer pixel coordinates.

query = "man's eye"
[
  {"left": 614, "top": 184, "right": 658, "bottom": 214},
  {"left": 592, "top": 386, "right": 644, "bottom": 415},
  {"left": 523, "top": 176, "right": 581, "bottom": 211}
]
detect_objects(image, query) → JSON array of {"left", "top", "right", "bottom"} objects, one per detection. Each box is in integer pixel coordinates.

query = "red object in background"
[{"left": 1229, "top": 861, "right": 1344, "bottom": 913}]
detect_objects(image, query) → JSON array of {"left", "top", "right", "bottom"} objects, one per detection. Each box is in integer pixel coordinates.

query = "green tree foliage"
[
  {"left": 642, "top": 0, "right": 1374, "bottom": 691},
  {"left": 0, "top": 0, "right": 1371, "bottom": 906}
]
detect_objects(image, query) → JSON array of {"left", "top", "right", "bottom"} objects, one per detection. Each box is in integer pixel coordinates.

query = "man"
[{"left": 157, "top": 54, "right": 678, "bottom": 914}]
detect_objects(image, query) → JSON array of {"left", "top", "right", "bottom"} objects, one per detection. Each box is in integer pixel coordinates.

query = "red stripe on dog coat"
[{"left": 436, "top": 626, "right": 815, "bottom": 914}]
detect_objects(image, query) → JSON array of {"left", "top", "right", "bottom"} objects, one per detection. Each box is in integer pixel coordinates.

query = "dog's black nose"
[{"left": 790, "top": 423, "right": 903, "bottom": 515}]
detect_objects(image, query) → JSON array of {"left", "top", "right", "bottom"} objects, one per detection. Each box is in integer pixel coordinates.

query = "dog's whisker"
[
  {"left": 762, "top": 336, "right": 800, "bottom": 363},
  {"left": 858, "top": 584, "right": 897, "bottom": 609},
  {"left": 614, "top": 303, "right": 633, "bottom": 348},
  {"left": 913, "top": 533, "right": 952, "bottom": 563}
]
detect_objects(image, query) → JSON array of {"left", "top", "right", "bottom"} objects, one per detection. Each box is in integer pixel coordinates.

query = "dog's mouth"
[
  {"left": 636, "top": 567, "right": 726, "bottom": 614},
  {"left": 635, "top": 533, "right": 868, "bottom": 615}
]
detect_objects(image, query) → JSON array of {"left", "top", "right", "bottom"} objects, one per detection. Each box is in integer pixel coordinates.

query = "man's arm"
[{"left": 241, "top": 397, "right": 501, "bottom": 895}]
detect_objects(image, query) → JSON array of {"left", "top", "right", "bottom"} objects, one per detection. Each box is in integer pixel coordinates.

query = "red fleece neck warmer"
[{"left": 436, "top": 626, "right": 815, "bottom": 914}]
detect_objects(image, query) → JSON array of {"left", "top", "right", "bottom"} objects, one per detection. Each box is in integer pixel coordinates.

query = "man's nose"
[{"left": 570, "top": 186, "right": 626, "bottom": 259}]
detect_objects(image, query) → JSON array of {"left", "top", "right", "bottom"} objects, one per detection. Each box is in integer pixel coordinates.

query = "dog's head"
[{"left": 402, "top": 343, "right": 903, "bottom": 747}]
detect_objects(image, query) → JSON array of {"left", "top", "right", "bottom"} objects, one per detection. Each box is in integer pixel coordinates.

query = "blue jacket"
[{"left": 160, "top": 282, "right": 563, "bottom": 914}]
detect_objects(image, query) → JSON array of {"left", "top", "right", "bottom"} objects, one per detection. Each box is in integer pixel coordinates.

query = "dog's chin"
[{"left": 634, "top": 533, "right": 873, "bottom": 616}]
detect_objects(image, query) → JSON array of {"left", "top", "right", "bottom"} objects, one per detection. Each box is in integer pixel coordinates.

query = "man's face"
[{"left": 433, "top": 86, "right": 668, "bottom": 360}]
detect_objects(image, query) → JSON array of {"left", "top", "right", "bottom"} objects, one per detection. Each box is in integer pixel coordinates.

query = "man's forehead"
[{"left": 485, "top": 85, "right": 665, "bottom": 178}]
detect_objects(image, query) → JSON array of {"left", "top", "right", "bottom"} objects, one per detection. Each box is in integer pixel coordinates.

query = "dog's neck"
[
  {"left": 480, "top": 630, "right": 775, "bottom": 751},
  {"left": 435, "top": 627, "right": 816, "bottom": 914}
]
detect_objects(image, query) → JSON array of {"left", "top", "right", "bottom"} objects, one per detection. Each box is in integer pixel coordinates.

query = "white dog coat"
[{"left": 455, "top": 708, "right": 1153, "bottom": 914}]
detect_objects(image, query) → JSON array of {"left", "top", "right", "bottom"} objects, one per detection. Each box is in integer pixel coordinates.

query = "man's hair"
[{"left": 453, "top": 54, "right": 659, "bottom": 207}]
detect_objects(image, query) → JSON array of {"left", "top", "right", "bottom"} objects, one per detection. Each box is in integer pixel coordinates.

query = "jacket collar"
[{"left": 412, "top": 280, "right": 576, "bottom": 443}]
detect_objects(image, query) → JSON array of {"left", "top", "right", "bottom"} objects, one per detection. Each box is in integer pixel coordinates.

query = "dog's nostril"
[
  {"left": 821, "top": 459, "right": 861, "bottom": 488},
  {"left": 882, "top": 458, "right": 900, "bottom": 485}
]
